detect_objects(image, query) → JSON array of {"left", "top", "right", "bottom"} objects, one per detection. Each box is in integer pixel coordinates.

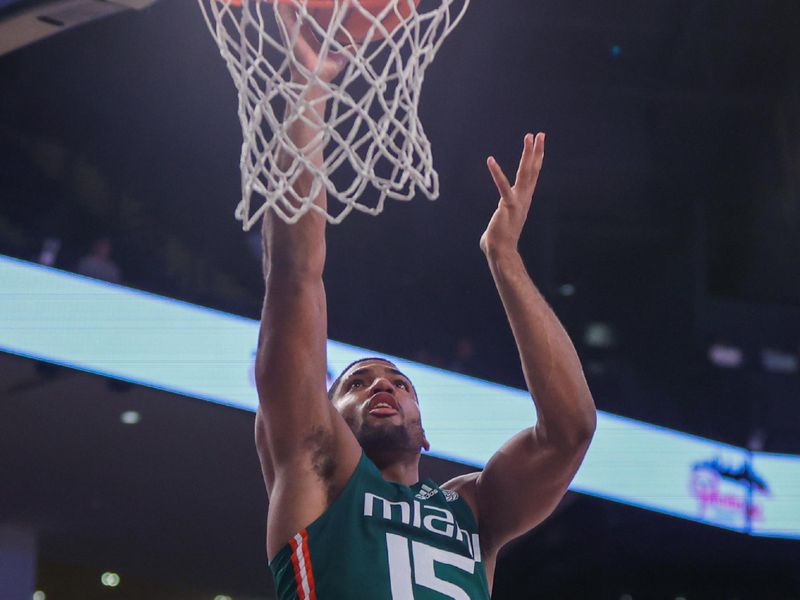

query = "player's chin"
[{"left": 360, "top": 417, "right": 404, "bottom": 434}]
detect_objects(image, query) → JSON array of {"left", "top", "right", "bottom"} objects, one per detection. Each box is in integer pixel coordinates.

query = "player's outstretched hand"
[
  {"left": 276, "top": 3, "right": 348, "bottom": 86},
  {"left": 481, "top": 132, "right": 545, "bottom": 257}
]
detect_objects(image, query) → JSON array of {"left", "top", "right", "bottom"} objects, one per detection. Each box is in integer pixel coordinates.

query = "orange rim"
[{"left": 221, "top": 0, "right": 406, "bottom": 9}]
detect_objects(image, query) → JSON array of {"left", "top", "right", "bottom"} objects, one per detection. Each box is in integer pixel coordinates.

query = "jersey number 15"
[{"left": 386, "top": 533, "right": 477, "bottom": 600}]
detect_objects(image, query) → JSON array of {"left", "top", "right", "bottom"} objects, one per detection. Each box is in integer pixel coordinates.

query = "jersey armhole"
[
  {"left": 269, "top": 451, "right": 370, "bottom": 569},
  {"left": 441, "top": 471, "right": 481, "bottom": 528}
]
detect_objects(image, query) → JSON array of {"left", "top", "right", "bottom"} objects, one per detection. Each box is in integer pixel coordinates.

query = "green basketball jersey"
[{"left": 269, "top": 453, "right": 491, "bottom": 600}]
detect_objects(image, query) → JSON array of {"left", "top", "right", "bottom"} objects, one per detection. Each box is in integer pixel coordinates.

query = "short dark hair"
[{"left": 328, "top": 357, "right": 412, "bottom": 401}]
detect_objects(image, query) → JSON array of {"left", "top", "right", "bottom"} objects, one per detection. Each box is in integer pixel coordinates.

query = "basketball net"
[{"left": 198, "top": 0, "right": 469, "bottom": 228}]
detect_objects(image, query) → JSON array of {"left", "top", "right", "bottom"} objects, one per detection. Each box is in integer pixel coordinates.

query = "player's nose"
[{"left": 369, "top": 377, "right": 395, "bottom": 394}]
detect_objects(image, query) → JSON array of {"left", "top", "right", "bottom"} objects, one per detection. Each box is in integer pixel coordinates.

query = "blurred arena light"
[
  {"left": 37, "top": 238, "right": 60, "bottom": 267},
  {"left": 558, "top": 283, "right": 576, "bottom": 297},
  {"left": 33, "top": 592, "right": 45, "bottom": 600},
  {"left": 213, "top": 595, "right": 232, "bottom": 600},
  {"left": 585, "top": 360, "right": 608, "bottom": 376},
  {"left": 584, "top": 322, "right": 616, "bottom": 348},
  {"left": 747, "top": 428, "right": 767, "bottom": 452},
  {"left": 100, "top": 571, "right": 120, "bottom": 587},
  {"left": 708, "top": 342, "right": 744, "bottom": 369},
  {"left": 120, "top": 410, "right": 141, "bottom": 425},
  {"left": 760, "top": 348, "right": 798, "bottom": 374}
]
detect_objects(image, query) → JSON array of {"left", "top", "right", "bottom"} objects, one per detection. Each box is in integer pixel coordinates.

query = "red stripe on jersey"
[
  {"left": 289, "top": 535, "right": 306, "bottom": 599},
  {"left": 300, "top": 529, "right": 317, "bottom": 600}
]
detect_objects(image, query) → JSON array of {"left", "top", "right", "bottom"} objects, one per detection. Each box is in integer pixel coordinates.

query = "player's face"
[{"left": 332, "top": 360, "right": 430, "bottom": 455}]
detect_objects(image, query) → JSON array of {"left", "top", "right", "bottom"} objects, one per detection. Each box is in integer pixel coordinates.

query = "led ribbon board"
[{"left": 0, "top": 254, "right": 797, "bottom": 538}]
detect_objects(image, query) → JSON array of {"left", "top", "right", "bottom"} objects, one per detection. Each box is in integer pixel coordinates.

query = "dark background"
[{"left": 1, "top": 0, "right": 799, "bottom": 598}]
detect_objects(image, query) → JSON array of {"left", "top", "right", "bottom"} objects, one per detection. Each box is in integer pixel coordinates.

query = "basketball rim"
[{"left": 222, "top": 0, "right": 406, "bottom": 9}]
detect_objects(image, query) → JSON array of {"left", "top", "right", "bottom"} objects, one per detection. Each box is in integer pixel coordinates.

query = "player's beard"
[{"left": 351, "top": 417, "right": 425, "bottom": 458}]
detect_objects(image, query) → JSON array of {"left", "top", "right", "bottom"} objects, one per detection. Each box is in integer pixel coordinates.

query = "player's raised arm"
[
  {"left": 254, "top": 6, "right": 361, "bottom": 560},
  {"left": 451, "top": 133, "right": 596, "bottom": 558}
]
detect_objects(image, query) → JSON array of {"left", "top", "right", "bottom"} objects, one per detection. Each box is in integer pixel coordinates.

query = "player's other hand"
[
  {"left": 481, "top": 132, "right": 545, "bottom": 258},
  {"left": 276, "top": 3, "right": 348, "bottom": 86}
]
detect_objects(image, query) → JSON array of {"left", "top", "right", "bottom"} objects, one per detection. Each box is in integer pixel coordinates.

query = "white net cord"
[{"left": 198, "top": 0, "right": 470, "bottom": 228}]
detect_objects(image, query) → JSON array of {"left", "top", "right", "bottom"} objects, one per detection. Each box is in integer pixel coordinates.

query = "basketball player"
[{"left": 254, "top": 11, "right": 596, "bottom": 599}]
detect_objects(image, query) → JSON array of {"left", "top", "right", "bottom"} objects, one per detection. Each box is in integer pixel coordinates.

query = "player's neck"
[{"left": 368, "top": 451, "right": 421, "bottom": 486}]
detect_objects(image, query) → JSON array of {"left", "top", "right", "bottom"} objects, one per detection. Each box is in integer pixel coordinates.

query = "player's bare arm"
[
  {"left": 446, "top": 133, "right": 597, "bottom": 579},
  {"left": 254, "top": 6, "right": 360, "bottom": 561}
]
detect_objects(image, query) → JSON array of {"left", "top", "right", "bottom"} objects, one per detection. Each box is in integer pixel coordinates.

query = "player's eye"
[
  {"left": 395, "top": 380, "right": 407, "bottom": 389},
  {"left": 348, "top": 380, "right": 363, "bottom": 389}
]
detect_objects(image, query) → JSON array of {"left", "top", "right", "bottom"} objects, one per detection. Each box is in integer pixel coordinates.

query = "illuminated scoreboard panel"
[
  {"left": 751, "top": 453, "right": 800, "bottom": 538},
  {"left": 0, "top": 254, "right": 797, "bottom": 539}
]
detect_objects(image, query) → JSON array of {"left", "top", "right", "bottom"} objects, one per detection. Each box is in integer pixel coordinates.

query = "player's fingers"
[
  {"left": 276, "top": 3, "right": 298, "bottom": 34},
  {"left": 532, "top": 132, "right": 546, "bottom": 171},
  {"left": 276, "top": 5, "right": 303, "bottom": 55},
  {"left": 519, "top": 133, "right": 546, "bottom": 192},
  {"left": 328, "top": 49, "right": 349, "bottom": 76},
  {"left": 276, "top": 2, "right": 296, "bottom": 43},
  {"left": 299, "top": 21, "right": 322, "bottom": 54},
  {"left": 515, "top": 133, "right": 535, "bottom": 185},
  {"left": 276, "top": 4, "right": 317, "bottom": 67},
  {"left": 487, "top": 156, "right": 513, "bottom": 200},
  {"left": 292, "top": 27, "right": 320, "bottom": 69}
]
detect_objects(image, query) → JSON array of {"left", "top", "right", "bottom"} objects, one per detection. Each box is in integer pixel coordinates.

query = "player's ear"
[{"left": 421, "top": 430, "right": 431, "bottom": 452}]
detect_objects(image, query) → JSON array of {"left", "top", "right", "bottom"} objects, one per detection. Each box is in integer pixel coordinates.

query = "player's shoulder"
[
  {"left": 441, "top": 471, "right": 481, "bottom": 492},
  {"left": 441, "top": 471, "right": 481, "bottom": 519}
]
